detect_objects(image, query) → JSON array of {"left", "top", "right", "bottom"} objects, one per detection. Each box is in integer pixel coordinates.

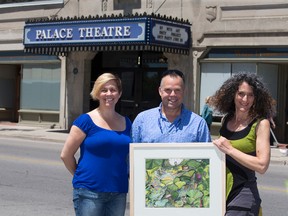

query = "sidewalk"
[
  {"left": 0, "top": 122, "right": 287, "bottom": 165},
  {"left": 0, "top": 122, "right": 68, "bottom": 143}
]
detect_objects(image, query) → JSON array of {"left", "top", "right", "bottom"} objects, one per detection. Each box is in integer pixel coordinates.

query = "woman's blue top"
[{"left": 72, "top": 113, "right": 132, "bottom": 193}]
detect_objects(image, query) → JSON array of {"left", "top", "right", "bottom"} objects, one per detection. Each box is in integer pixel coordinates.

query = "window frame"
[{"left": 0, "top": 0, "right": 63, "bottom": 9}]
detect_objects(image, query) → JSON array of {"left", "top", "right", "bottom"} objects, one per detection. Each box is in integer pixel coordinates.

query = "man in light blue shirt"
[{"left": 132, "top": 69, "right": 211, "bottom": 143}]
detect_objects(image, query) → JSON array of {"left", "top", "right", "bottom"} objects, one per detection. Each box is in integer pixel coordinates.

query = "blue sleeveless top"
[{"left": 72, "top": 114, "right": 132, "bottom": 193}]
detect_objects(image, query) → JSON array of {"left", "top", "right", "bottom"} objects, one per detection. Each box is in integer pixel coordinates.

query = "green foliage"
[{"left": 145, "top": 158, "right": 210, "bottom": 208}]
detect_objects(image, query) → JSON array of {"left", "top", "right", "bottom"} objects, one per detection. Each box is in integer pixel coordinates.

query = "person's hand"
[{"left": 212, "top": 136, "right": 233, "bottom": 155}]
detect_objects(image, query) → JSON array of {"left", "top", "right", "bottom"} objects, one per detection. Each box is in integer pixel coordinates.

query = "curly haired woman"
[{"left": 211, "top": 73, "right": 274, "bottom": 216}]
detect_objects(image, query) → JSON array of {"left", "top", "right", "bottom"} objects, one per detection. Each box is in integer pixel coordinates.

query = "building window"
[
  {"left": 21, "top": 63, "right": 61, "bottom": 111},
  {"left": 0, "top": 0, "right": 63, "bottom": 9},
  {"left": 200, "top": 62, "right": 278, "bottom": 120},
  {"left": 114, "top": 0, "right": 141, "bottom": 10}
]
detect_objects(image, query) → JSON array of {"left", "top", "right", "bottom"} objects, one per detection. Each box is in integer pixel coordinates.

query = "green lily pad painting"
[{"left": 145, "top": 158, "right": 210, "bottom": 208}]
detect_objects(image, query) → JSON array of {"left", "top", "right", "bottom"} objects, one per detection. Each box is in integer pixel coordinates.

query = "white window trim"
[{"left": 0, "top": 0, "right": 63, "bottom": 9}]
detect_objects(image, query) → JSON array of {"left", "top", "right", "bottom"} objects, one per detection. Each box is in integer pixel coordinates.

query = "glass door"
[
  {"left": 91, "top": 51, "right": 167, "bottom": 120},
  {"left": 119, "top": 69, "right": 163, "bottom": 120}
]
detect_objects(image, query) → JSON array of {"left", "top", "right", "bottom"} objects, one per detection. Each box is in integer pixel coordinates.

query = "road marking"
[
  {"left": 258, "top": 185, "right": 288, "bottom": 194},
  {"left": 0, "top": 154, "right": 63, "bottom": 166}
]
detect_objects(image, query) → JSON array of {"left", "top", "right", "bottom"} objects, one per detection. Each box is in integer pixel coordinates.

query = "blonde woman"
[{"left": 61, "top": 73, "right": 131, "bottom": 216}]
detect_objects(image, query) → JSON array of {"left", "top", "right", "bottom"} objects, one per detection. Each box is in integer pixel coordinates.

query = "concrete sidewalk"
[
  {"left": 0, "top": 122, "right": 287, "bottom": 165},
  {"left": 0, "top": 122, "right": 68, "bottom": 143}
]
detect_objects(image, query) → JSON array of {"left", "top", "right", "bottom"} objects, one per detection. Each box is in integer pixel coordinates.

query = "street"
[
  {"left": 257, "top": 163, "right": 288, "bottom": 216},
  {"left": 0, "top": 137, "right": 287, "bottom": 216},
  {"left": 0, "top": 137, "right": 74, "bottom": 216},
  {"left": 0, "top": 137, "right": 130, "bottom": 216}
]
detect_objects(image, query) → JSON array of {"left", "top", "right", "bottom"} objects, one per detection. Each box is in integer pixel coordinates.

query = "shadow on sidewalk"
[{"left": 47, "top": 129, "right": 69, "bottom": 134}]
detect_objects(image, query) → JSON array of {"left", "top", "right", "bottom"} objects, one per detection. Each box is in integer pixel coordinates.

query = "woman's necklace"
[{"left": 231, "top": 116, "right": 251, "bottom": 132}]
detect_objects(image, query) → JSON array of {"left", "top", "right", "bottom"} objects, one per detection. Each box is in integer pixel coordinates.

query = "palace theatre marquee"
[{"left": 23, "top": 13, "right": 191, "bottom": 55}]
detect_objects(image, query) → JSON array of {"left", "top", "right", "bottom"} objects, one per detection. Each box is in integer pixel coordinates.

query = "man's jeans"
[{"left": 73, "top": 188, "right": 127, "bottom": 216}]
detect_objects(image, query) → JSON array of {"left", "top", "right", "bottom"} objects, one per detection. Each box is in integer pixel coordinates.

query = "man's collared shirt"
[{"left": 132, "top": 104, "right": 211, "bottom": 143}]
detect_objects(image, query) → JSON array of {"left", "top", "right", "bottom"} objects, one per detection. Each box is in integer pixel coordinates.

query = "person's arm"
[
  {"left": 213, "top": 119, "right": 270, "bottom": 174},
  {"left": 60, "top": 126, "right": 86, "bottom": 175},
  {"left": 131, "top": 115, "right": 142, "bottom": 143},
  {"left": 201, "top": 104, "right": 207, "bottom": 117},
  {"left": 269, "top": 117, "right": 276, "bottom": 129}
]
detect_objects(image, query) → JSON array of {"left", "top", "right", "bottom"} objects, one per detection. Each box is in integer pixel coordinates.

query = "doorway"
[
  {"left": 0, "top": 65, "right": 20, "bottom": 122},
  {"left": 91, "top": 51, "right": 167, "bottom": 120}
]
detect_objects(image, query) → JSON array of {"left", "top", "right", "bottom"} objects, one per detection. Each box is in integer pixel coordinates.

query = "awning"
[{"left": 23, "top": 13, "right": 191, "bottom": 56}]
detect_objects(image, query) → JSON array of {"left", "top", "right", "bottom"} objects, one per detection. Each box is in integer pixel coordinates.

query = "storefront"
[
  {"left": 22, "top": 13, "right": 191, "bottom": 128},
  {"left": 198, "top": 47, "right": 288, "bottom": 142},
  {"left": 0, "top": 51, "right": 60, "bottom": 124}
]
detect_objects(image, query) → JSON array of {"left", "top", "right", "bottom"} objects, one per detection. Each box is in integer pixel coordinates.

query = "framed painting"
[{"left": 129, "top": 143, "right": 226, "bottom": 216}]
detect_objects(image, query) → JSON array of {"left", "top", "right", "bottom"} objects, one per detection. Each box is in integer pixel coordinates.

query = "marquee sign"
[
  {"left": 24, "top": 20, "right": 146, "bottom": 45},
  {"left": 23, "top": 14, "right": 191, "bottom": 55}
]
